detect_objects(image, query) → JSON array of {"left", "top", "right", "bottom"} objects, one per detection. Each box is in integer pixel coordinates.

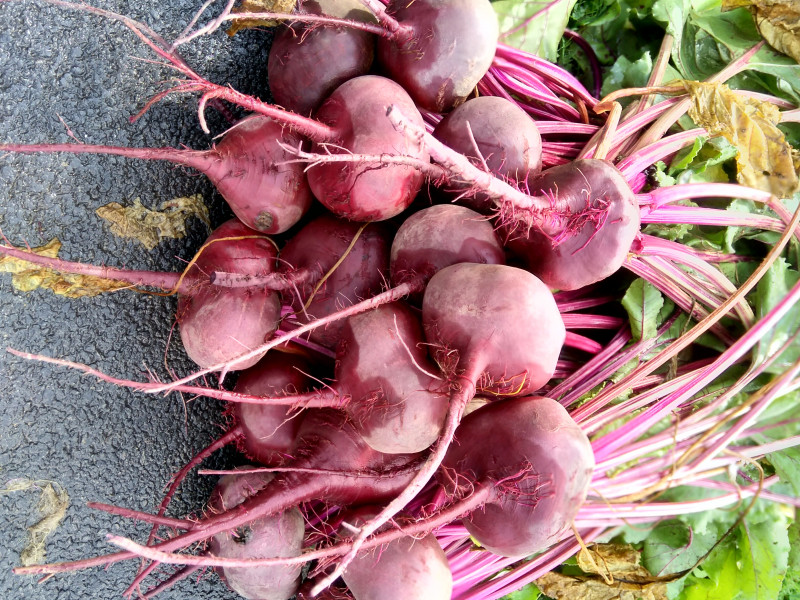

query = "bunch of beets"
[{"left": 3, "top": 0, "right": 753, "bottom": 598}]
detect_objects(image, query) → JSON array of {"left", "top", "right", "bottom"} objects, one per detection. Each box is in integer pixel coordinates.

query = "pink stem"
[
  {"left": 87, "top": 503, "right": 191, "bottom": 530},
  {"left": 5, "top": 348, "right": 341, "bottom": 407},
  {"left": 0, "top": 243, "right": 182, "bottom": 291},
  {"left": 563, "top": 332, "right": 602, "bottom": 354}
]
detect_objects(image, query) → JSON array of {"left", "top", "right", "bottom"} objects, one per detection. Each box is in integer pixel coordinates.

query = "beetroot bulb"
[
  {"left": 268, "top": 0, "right": 376, "bottom": 116},
  {"left": 389, "top": 204, "right": 506, "bottom": 290},
  {"left": 207, "top": 470, "right": 305, "bottom": 600},
  {"left": 230, "top": 351, "right": 318, "bottom": 465},
  {"left": 212, "top": 301, "right": 449, "bottom": 454},
  {"left": 0, "top": 219, "right": 281, "bottom": 370},
  {"left": 277, "top": 214, "right": 392, "bottom": 349},
  {"left": 177, "top": 219, "right": 282, "bottom": 370},
  {"left": 432, "top": 96, "right": 543, "bottom": 213},
  {"left": 333, "top": 301, "right": 449, "bottom": 454},
  {"left": 440, "top": 395, "right": 594, "bottom": 557},
  {"left": 500, "top": 159, "right": 639, "bottom": 291},
  {"left": 0, "top": 115, "right": 312, "bottom": 234},
  {"left": 338, "top": 506, "right": 453, "bottom": 600},
  {"left": 368, "top": 0, "right": 499, "bottom": 112},
  {"left": 306, "top": 75, "right": 430, "bottom": 221}
]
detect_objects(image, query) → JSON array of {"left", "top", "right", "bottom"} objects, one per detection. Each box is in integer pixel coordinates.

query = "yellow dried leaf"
[
  {"left": 722, "top": 0, "right": 800, "bottom": 64},
  {"left": 95, "top": 195, "right": 210, "bottom": 250},
  {"left": 535, "top": 571, "right": 668, "bottom": 600},
  {"left": 682, "top": 80, "right": 800, "bottom": 198},
  {"left": 536, "top": 544, "right": 669, "bottom": 600},
  {"left": 227, "top": 0, "right": 297, "bottom": 35},
  {"left": 577, "top": 543, "right": 652, "bottom": 582},
  {"left": 0, "top": 239, "right": 130, "bottom": 298},
  {"left": 0, "top": 479, "right": 69, "bottom": 566}
]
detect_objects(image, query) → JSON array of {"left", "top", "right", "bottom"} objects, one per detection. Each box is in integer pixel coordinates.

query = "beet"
[
  {"left": 231, "top": 352, "right": 317, "bottom": 465},
  {"left": 177, "top": 219, "right": 282, "bottom": 370},
  {"left": 268, "top": 22, "right": 375, "bottom": 115},
  {"left": 441, "top": 396, "right": 594, "bottom": 557},
  {"left": 340, "top": 507, "right": 453, "bottom": 600},
  {"left": 0, "top": 115, "right": 313, "bottom": 234},
  {"left": 389, "top": 204, "right": 505, "bottom": 288},
  {"left": 279, "top": 214, "right": 392, "bottom": 349},
  {"left": 335, "top": 302, "right": 449, "bottom": 454},
  {"left": 307, "top": 75, "right": 429, "bottom": 221},
  {"left": 503, "top": 159, "right": 640, "bottom": 290},
  {"left": 376, "top": 0, "right": 499, "bottom": 112},
  {"left": 208, "top": 470, "right": 305, "bottom": 600},
  {"left": 432, "top": 96, "right": 543, "bottom": 213}
]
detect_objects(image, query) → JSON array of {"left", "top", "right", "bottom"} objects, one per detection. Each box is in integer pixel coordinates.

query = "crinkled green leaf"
[
  {"left": 646, "top": 491, "right": 792, "bottom": 600},
  {"left": 736, "top": 513, "right": 790, "bottom": 600},
  {"left": 494, "top": 0, "right": 578, "bottom": 61},
  {"left": 600, "top": 52, "right": 655, "bottom": 98},
  {"left": 569, "top": 0, "right": 622, "bottom": 27}
]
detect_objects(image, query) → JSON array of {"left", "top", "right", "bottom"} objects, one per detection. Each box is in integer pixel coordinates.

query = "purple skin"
[
  {"left": 207, "top": 471, "right": 305, "bottom": 600},
  {"left": 336, "top": 302, "right": 449, "bottom": 454},
  {"left": 230, "top": 352, "right": 316, "bottom": 465},
  {"left": 308, "top": 75, "right": 429, "bottom": 221},
  {"left": 390, "top": 204, "right": 505, "bottom": 288},
  {"left": 268, "top": 23, "right": 375, "bottom": 116},
  {"left": 432, "top": 96, "right": 543, "bottom": 213},
  {"left": 205, "top": 116, "right": 313, "bottom": 233},
  {"left": 0, "top": 115, "right": 312, "bottom": 234},
  {"left": 177, "top": 219, "right": 282, "bottom": 370},
  {"left": 422, "top": 263, "right": 565, "bottom": 396},
  {"left": 440, "top": 396, "right": 595, "bottom": 558},
  {"left": 377, "top": 0, "right": 499, "bottom": 113},
  {"left": 279, "top": 214, "right": 391, "bottom": 349},
  {"left": 340, "top": 507, "right": 453, "bottom": 600},
  {"left": 502, "top": 159, "right": 641, "bottom": 291}
]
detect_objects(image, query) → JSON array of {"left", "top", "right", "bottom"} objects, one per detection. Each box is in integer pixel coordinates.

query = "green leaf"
[
  {"left": 763, "top": 442, "right": 800, "bottom": 496},
  {"left": 494, "top": 0, "right": 578, "bottom": 61},
  {"left": 753, "top": 257, "right": 800, "bottom": 372},
  {"left": 779, "top": 519, "right": 800, "bottom": 600},
  {"left": 681, "top": 543, "right": 743, "bottom": 600},
  {"left": 622, "top": 278, "right": 666, "bottom": 341},
  {"left": 600, "top": 51, "right": 655, "bottom": 98},
  {"left": 652, "top": 0, "right": 692, "bottom": 72},
  {"left": 736, "top": 514, "right": 790, "bottom": 600},
  {"left": 501, "top": 583, "right": 541, "bottom": 600},
  {"left": 642, "top": 519, "right": 720, "bottom": 576}
]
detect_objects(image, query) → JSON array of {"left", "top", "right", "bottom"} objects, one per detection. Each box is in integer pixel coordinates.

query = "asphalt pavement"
[{"left": 0, "top": 1, "right": 273, "bottom": 597}]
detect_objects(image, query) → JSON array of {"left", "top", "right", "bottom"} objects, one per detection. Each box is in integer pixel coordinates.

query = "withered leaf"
[
  {"left": 0, "top": 239, "right": 129, "bottom": 298},
  {"left": 535, "top": 571, "right": 668, "bottom": 600},
  {"left": 722, "top": 0, "right": 800, "bottom": 64},
  {"left": 0, "top": 479, "right": 69, "bottom": 566},
  {"left": 536, "top": 544, "right": 668, "bottom": 600},
  {"left": 227, "top": 0, "right": 296, "bottom": 35},
  {"left": 682, "top": 80, "right": 800, "bottom": 198},
  {"left": 95, "top": 195, "right": 210, "bottom": 250},
  {"left": 577, "top": 543, "right": 653, "bottom": 582}
]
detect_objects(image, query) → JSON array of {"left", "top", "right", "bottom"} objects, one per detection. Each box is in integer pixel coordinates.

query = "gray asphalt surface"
[{"left": 0, "top": 1, "right": 273, "bottom": 598}]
